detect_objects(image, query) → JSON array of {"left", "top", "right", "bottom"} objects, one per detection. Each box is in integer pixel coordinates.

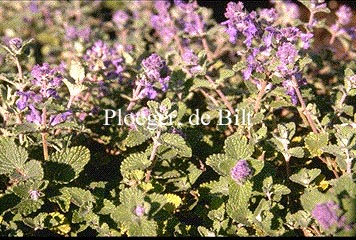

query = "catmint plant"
[{"left": 0, "top": 0, "right": 355, "bottom": 237}]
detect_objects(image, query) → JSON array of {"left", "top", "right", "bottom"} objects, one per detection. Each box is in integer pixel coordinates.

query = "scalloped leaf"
[
  {"left": 120, "top": 152, "right": 151, "bottom": 179},
  {"left": 0, "top": 137, "right": 28, "bottom": 175},
  {"left": 126, "top": 217, "right": 158, "bottom": 236},
  {"left": 206, "top": 153, "right": 233, "bottom": 176},
  {"left": 289, "top": 168, "right": 321, "bottom": 187},
  {"left": 14, "top": 199, "right": 44, "bottom": 216},
  {"left": 160, "top": 133, "right": 192, "bottom": 158},
  {"left": 224, "top": 134, "right": 254, "bottom": 159},
  {"left": 125, "top": 129, "right": 152, "bottom": 147},
  {"left": 46, "top": 146, "right": 90, "bottom": 183},
  {"left": 304, "top": 132, "right": 329, "bottom": 157},
  {"left": 164, "top": 193, "right": 182, "bottom": 210},
  {"left": 226, "top": 180, "right": 253, "bottom": 225},
  {"left": 60, "top": 187, "right": 94, "bottom": 207},
  {"left": 48, "top": 212, "right": 71, "bottom": 235},
  {"left": 119, "top": 187, "right": 145, "bottom": 207}
]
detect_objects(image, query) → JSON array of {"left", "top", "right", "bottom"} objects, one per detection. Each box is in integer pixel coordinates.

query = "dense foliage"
[{"left": 0, "top": 0, "right": 355, "bottom": 236}]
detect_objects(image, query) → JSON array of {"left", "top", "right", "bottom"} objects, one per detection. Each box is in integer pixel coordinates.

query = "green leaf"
[
  {"left": 226, "top": 180, "right": 253, "bottom": 225},
  {"left": 329, "top": 174, "right": 356, "bottom": 197},
  {"left": 298, "top": 56, "right": 312, "bottom": 69},
  {"left": 160, "top": 133, "right": 192, "bottom": 158},
  {"left": 0, "top": 137, "right": 28, "bottom": 175},
  {"left": 286, "top": 210, "right": 311, "bottom": 229},
  {"left": 46, "top": 146, "right": 90, "bottom": 183},
  {"left": 60, "top": 187, "right": 94, "bottom": 207},
  {"left": 119, "top": 187, "right": 145, "bottom": 208},
  {"left": 206, "top": 153, "right": 233, "bottom": 176},
  {"left": 272, "top": 184, "right": 291, "bottom": 202},
  {"left": 224, "top": 134, "right": 254, "bottom": 159},
  {"left": 69, "top": 60, "right": 85, "bottom": 83},
  {"left": 126, "top": 218, "right": 157, "bottom": 236},
  {"left": 120, "top": 153, "right": 151, "bottom": 179},
  {"left": 14, "top": 199, "right": 44, "bottom": 216},
  {"left": 289, "top": 168, "right": 321, "bottom": 187},
  {"left": 125, "top": 129, "right": 152, "bottom": 147},
  {"left": 218, "top": 68, "right": 235, "bottom": 83},
  {"left": 300, "top": 189, "right": 330, "bottom": 212},
  {"left": 304, "top": 132, "right": 329, "bottom": 157},
  {"left": 23, "top": 160, "right": 43, "bottom": 180},
  {"left": 288, "top": 147, "right": 304, "bottom": 158}
]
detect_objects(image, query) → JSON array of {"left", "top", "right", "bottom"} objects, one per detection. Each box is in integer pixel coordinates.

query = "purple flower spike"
[
  {"left": 113, "top": 10, "right": 129, "bottom": 29},
  {"left": 134, "top": 205, "right": 145, "bottom": 217},
  {"left": 26, "top": 105, "right": 42, "bottom": 125},
  {"left": 336, "top": 5, "right": 353, "bottom": 26},
  {"left": 49, "top": 111, "right": 72, "bottom": 126},
  {"left": 231, "top": 160, "right": 252, "bottom": 184},
  {"left": 9, "top": 38, "right": 23, "bottom": 50},
  {"left": 311, "top": 201, "right": 340, "bottom": 230}
]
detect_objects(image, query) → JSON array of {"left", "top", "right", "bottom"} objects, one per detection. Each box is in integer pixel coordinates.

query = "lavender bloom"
[
  {"left": 26, "top": 105, "right": 42, "bottom": 125},
  {"left": 113, "top": 10, "right": 129, "bottom": 29},
  {"left": 9, "top": 38, "right": 23, "bottom": 51},
  {"left": 134, "top": 205, "right": 145, "bottom": 217},
  {"left": 259, "top": 8, "right": 278, "bottom": 24},
  {"left": 138, "top": 83, "right": 158, "bottom": 100},
  {"left": 284, "top": 1, "right": 300, "bottom": 19},
  {"left": 300, "top": 33, "right": 313, "bottom": 49},
  {"left": 49, "top": 111, "right": 72, "bottom": 126},
  {"left": 151, "top": 1, "right": 176, "bottom": 44},
  {"left": 230, "top": 160, "right": 252, "bottom": 184},
  {"left": 311, "top": 201, "right": 340, "bottom": 230},
  {"left": 336, "top": 5, "right": 353, "bottom": 26},
  {"left": 83, "top": 40, "right": 124, "bottom": 81},
  {"left": 282, "top": 73, "right": 307, "bottom": 105},
  {"left": 139, "top": 54, "right": 170, "bottom": 99},
  {"left": 16, "top": 91, "right": 42, "bottom": 110},
  {"left": 29, "top": 1, "right": 39, "bottom": 13},
  {"left": 31, "top": 63, "right": 63, "bottom": 88},
  {"left": 29, "top": 189, "right": 40, "bottom": 201},
  {"left": 182, "top": 49, "right": 202, "bottom": 75},
  {"left": 176, "top": 1, "right": 203, "bottom": 36},
  {"left": 221, "top": 2, "right": 258, "bottom": 47},
  {"left": 277, "top": 42, "right": 298, "bottom": 65}
]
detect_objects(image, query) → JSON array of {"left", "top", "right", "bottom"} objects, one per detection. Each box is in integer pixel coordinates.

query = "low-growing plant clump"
[{"left": 0, "top": 0, "right": 355, "bottom": 237}]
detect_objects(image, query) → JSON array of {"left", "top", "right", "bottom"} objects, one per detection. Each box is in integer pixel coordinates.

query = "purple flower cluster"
[
  {"left": 230, "top": 160, "right": 252, "bottom": 184},
  {"left": 182, "top": 49, "right": 202, "bottom": 75},
  {"left": 175, "top": 0, "right": 204, "bottom": 36},
  {"left": 83, "top": 40, "right": 124, "bottom": 80},
  {"left": 138, "top": 53, "right": 170, "bottom": 99},
  {"left": 221, "top": 2, "right": 259, "bottom": 47},
  {"left": 222, "top": 1, "right": 314, "bottom": 104},
  {"left": 113, "top": 10, "right": 129, "bottom": 29},
  {"left": 16, "top": 63, "right": 72, "bottom": 126},
  {"left": 134, "top": 205, "right": 145, "bottom": 217},
  {"left": 65, "top": 26, "right": 91, "bottom": 42},
  {"left": 9, "top": 37, "right": 23, "bottom": 51},
  {"left": 311, "top": 201, "right": 344, "bottom": 230},
  {"left": 151, "top": 1, "right": 176, "bottom": 44},
  {"left": 330, "top": 5, "right": 354, "bottom": 40}
]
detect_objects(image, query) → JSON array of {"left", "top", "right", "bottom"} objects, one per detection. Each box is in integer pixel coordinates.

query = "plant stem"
[
  {"left": 292, "top": 77, "right": 318, "bottom": 134},
  {"left": 345, "top": 149, "right": 353, "bottom": 174},
  {"left": 201, "top": 36, "right": 213, "bottom": 62},
  {"left": 127, "top": 83, "right": 142, "bottom": 111},
  {"left": 205, "top": 75, "right": 235, "bottom": 115},
  {"left": 67, "top": 95, "right": 75, "bottom": 109},
  {"left": 41, "top": 106, "right": 49, "bottom": 161},
  {"left": 14, "top": 57, "right": 23, "bottom": 82},
  {"left": 254, "top": 80, "right": 268, "bottom": 113},
  {"left": 145, "top": 131, "right": 161, "bottom": 182}
]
